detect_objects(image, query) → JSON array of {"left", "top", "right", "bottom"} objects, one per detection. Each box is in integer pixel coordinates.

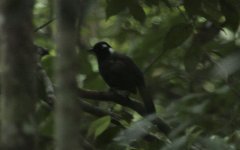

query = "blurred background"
[{"left": 31, "top": 0, "right": 240, "bottom": 149}]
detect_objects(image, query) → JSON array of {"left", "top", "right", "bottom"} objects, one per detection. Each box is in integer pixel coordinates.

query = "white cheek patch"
[{"left": 109, "top": 48, "right": 114, "bottom": 53}]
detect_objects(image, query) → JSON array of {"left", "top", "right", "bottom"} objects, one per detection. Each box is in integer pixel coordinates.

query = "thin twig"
[
  {"left": 143, "top": 50, "right": 165, "bottom": 73},
  {"left": 34, "top": 18, "right": 55, "bottom": 32}
]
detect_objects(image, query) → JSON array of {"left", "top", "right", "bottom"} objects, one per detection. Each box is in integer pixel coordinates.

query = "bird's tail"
[
  {"left": 138, "top": 85, "right": 171, "bottom": 134},
  {"left": 138, "top": 85, "right": 156, "bottom": 114}
]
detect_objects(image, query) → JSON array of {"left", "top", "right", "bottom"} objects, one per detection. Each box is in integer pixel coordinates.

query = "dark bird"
[
  {"left": 90, "top": 41, "right": 171, "bottom": 134},
  {"left": 89, "top": 41, "right": 155, "bottom": 114}
]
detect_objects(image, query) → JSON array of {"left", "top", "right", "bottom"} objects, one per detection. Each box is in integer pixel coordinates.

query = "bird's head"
[{"left": 89, "top": 41, "right": 113, "bottom": 57}]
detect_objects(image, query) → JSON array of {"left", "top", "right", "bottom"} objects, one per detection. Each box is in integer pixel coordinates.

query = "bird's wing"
[
  {"left": 112, "top": 54, "right": 156, "bottom": 113},
  {"left": 98, "top": 52, "right": 144, "bottom": 93},
  {"left": 111, "top": 53, "right": 145, "bottom": 86}
]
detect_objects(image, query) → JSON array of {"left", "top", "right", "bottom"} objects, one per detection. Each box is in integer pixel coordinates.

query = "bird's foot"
[{"left": 109, "top": 88, "right": 130, "bottom": 98}]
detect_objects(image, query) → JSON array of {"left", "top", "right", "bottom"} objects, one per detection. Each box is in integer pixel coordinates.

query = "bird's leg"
[{"left": 106, "top": 88, "right": 127, "bottom": 112}]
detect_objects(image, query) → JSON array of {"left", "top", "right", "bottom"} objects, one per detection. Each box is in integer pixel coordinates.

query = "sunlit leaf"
[
  {"left": 114, "top": 114, "right": 156, "bottom": 146},
  {"left": 199, "top": 136, "right": 235, "bottom": 150},
  {"left": 212, "top": 52, "right": 240, "bottom": 79},
  {"left": 162, "top": 136, "right": 188, "bottom": 150},
  {"left": 88, "top": 116, "right": 111, "bottom": 139}
]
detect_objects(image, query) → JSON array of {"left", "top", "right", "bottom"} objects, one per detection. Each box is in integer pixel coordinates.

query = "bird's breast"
[{"left": 98, "top": 59, "right": 137, "bottom": 93}]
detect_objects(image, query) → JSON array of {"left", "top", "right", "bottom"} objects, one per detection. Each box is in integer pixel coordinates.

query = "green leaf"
[
  {"left": 200, "top": 136, "right": 234, "bottom": 150},
  {"left": 88, "top": 116, "right": 111, "bottom": 139},
  {"left": 162, "top": 0, "right": 172, "bottom": 9},
  {"left": 39, "top": 114, "right": 54, "bottom": 138},
  {"left": 184, "top": 0, "right": 224, "bottom": 25},
  {"left": 162, "top": 136, "right": 188, "bottom": 150},
  {"left": 183, "top": 0, "right": 203, "bottom": 16},
  {"left": 163, "top": 23, "right": 193, "bottom": 50},
  {"left": 106, "top": 0, "right": 128, "bottom": 19},
  {"left": 220, "top": 0, "right": 240, "bottom": 31},
  {"left": 201, "top": 0, "right": 222, "bottom": 24},
  {"left": 128, "top": 3, "right": 146, "bottom": 23},
  {"left": 184, "top": 47, "right": 202, "bottom": 72},
  {"left": 42, "top": 55, "right": 56, "bottom": 79}
]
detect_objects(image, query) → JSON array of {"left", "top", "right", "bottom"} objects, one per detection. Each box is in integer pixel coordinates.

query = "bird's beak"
[{"left": 88, "top": 48, "right": 94, "bottom": 53}]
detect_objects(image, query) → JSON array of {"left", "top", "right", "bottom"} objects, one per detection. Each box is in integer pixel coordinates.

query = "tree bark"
[
  {"left": 55, "top": 0, "right": 84, "bottom": 150},
  {"left": 0, "top": 0, "right": 37, "bottom": 150}
]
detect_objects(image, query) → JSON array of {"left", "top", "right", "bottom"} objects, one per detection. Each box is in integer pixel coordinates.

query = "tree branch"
[
  {"left": 37, "top": 58, "right": 126, "bottom": 127},
  {"left": 37, "top": 63, "right": 55, "bottom": 107},
  {"left": 78, "top": 100, "right": 124, "bottom": 127},
  {"left": 78, "top": 89, "right": 146, "bottom": 115},
  {"left": 78, "top": 89, "right": 171, "bottom": 134}
]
